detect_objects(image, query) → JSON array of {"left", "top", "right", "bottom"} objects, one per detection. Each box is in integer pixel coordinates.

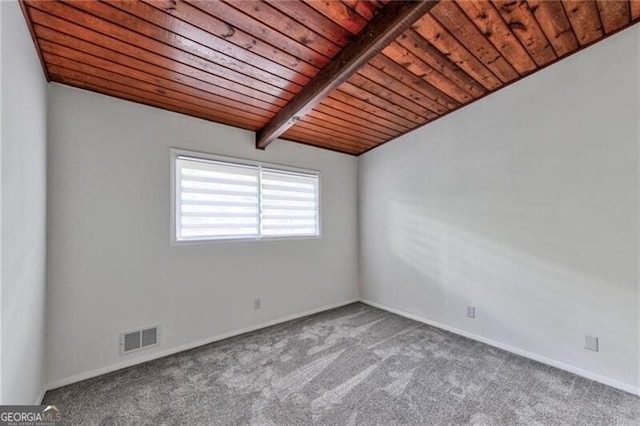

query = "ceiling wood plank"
[
  {"left": 143, "top": 0, "right": 318, "bottom": 78},
  {"left": 283, "top": 127, "right": 372, "bottom": 152},
  {"left": 381, "top": 42, "right": 471, "bottom": 104},
  {"left": 28, "top": 1, "right": 297, "bottom": 98},
  {"left": 284, "top": 126, "right": 369, "bottom": 149},
  {"left": 46, "top": 59, "right": 271, "bottom": 126},
  {"left": 224, "top": 0, "right": 341, "bottom": 59},
  {"left": 457, "top": 0, "right": 537, "bottom": 75},
  {"left": 76, "top": 0, "right": 304, "bottom": 90},
  {"left": 527, "top": 0, "right": 579, "bottom": 57},
  {"left": 306, "top": 108, "right": 394, "bottom": 140},
  {"left": 123, "top": 0, "right": 312, "bottom": 84},
  {"left": 267, "top": 0, "right": 353, "bottom": 47},
  {"left": 280, "top": 134, "right": 362, "bottom": 156},
  {"left": 358, "top": 62, "right": 459, "bottom": 111},
  {"left": 349, "top": 73, "right": 441, "bottom": 118},
  {"left": 327, "top": 91, "right": 412, "bottom": 133},
  {"left": 52, "top": 73, "right": 262, "bottom": 131},
  {"left": 34, "top": 24, "right": 284, "bottom": 114},
  {"left": 562, "top": 0, "right": 604, "bottom": 45},
  {"left": 29, "top": 15, "right": 288, "bottom": 107},
  {"left": 339, "top": 82, "right": 428, "bottom": 126},
  {"left": 256, "top": 0, "right": 438, "bottom": 149},
  {"left": 189, "top": 0, "right": 330, "bottom": 69},
  {"left": 632, "top": 0, "right": 640, "bottom": 20},
  {"left": 431, "top": 1, "right": 519, "bottom": 83},
  {"left": 492, "top": 0, "right": 557, "bottom": 66},
  {"left": 596, "top": 0, "right": 631, "bottom": 33},
  {"left": 386, "top": 32, "right": 487, "bottom": 99},
  {"left": 314, "top": 103, "right": 400, "bottom": 138},
  {"left": 295, "top": 118, "right": 382, "bottom": 145},
  {"left": 412, "top": 13, "right": 502, "bottom": 91},
  {"left": 304, "top": 0, "right": 369, "bottom": 34},
  {"left": 40, "top": 48, "right": 276, "bottom": 117}
]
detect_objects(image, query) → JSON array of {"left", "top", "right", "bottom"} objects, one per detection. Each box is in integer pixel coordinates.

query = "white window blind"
[
  {"left": 174, "top": 153, "right": 319, "bottom": 242},
  {"left": 260, "top": 169, "right": 319, "bottom": 237},
  {"left": 176, "top": 157, "right": 260, "bottom": 241}
]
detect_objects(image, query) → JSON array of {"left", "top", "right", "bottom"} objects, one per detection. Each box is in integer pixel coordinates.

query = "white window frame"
[{"left": 170, "top": 148, "right": 321, "bottom": 245}]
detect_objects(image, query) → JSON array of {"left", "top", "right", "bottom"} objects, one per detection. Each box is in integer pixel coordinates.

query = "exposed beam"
[{"left": 255, "top": 0, "right": 439, "bottom": 150}]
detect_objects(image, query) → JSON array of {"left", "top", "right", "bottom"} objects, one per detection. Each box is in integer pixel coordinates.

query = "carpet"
[{"left": 44, "top": 303, "right": 639, "bottom": 425}]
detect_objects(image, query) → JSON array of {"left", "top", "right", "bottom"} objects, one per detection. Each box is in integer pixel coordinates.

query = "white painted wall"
[
  {"left": 0, "top": 1, "right": 4, "bottom": 404},
  {"left": 46, "top": 84, "right": 359, "bottom": 386},
  {"left": 359, "top": 27, "right": 640, "bottom": 392},
  {"left": 1, "top": 0, "right": 48, "bottom": 404}
]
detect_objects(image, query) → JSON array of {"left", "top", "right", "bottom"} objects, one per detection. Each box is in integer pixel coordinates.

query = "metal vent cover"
[{"left": 120, "top": 325, "right": 160, "bottom": 355}]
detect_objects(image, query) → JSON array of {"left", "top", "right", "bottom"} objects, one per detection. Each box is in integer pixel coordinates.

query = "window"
[{"left": 172, "top": 150, "right": 319, "bottom": 242}]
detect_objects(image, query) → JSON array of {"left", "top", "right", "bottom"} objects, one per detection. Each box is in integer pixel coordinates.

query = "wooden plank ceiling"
[{"left": 22, "top": 0, "right": 640, "bottom": 155}]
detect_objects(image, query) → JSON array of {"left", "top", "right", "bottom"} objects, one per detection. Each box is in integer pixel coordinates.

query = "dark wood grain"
[
  {"left": 457, "top": 0, "right": 537, "bottom": 75},
  {"left": 29, "top": 12, "right": 288, "bottom": 107},
  {"left": 256, "top": 0, "right": 439, "bottom": 149},
  {"left": 493, "top": 0, "right": 557, "bottom": 66},
  {"left": 389, "top": 31, "right": 487, "bottom": 99},
  {"left": 412, "top": 13, "right": 503, "bottom": 91},
  {"left": 41, "top": 49, "right": 275, "bottom": 118},
  {"left": 632, "top": 0, "right": 640, "bottom": 20},
  {"left": 304, "top": 0, "right": 369, "bottom": 34},
  {"left": 20, "top": 0, "right": 640, "bottom": 155},
  {"left": 51, "top": 72, "right": 263, "bottom": 131},
  {"left": 527, "top": 0, "right": 579, "bottom": 57},
  {"left": 28, "top": 1, "right": 297, "bottom": 97},
  {"left": 596, "top": 0, "right": 631, "bottom": 33},
  {"left": 432, "top": 1, "right": 519, "bottom": 83},
  {"left": 563, "top": 0, "right": 604, "bottom": 45},
  {"left": 267, "top": 0, "right": 353, "bottom": 47},
  {"left": 326, "top": 91, "right": 412, "bottom": 133},
  {"left": 358, "top": 62, "right": 459, "bottom": 111},
  {"left": 144, "top": 0, "right": 318, "bottom": 78}
]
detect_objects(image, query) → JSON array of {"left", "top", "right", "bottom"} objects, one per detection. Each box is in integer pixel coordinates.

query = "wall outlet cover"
[
  {"left": 585, "top": 335, "right": 599, "bottom": 352},
  {"left": 466, "top": 306, "right": 476, "bottom": 318}
]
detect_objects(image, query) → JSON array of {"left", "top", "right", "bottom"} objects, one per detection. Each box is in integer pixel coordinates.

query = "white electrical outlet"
[
  {"left": 254, "top": 298, "right": 262, "bottom": 310},
  {"left": 466, "top": 306, "right": 475, "bottom": 318},
  {"left": 585, "top": 335, "right": 599, "bottom": 352}
]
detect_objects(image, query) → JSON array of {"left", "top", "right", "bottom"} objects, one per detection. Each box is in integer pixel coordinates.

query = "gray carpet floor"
[{"left": 44, "top": 303, "right": 639, "bottom": 425}]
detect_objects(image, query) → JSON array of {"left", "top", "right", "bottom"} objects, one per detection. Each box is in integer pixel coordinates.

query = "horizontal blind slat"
[
  {"left": 260, "top": 169, "right": 319, "bottom": 237},
  {"left": 181, "top": 228, "right": 258, "bottom": 238},
  {"left": 179, "top": 174, "right": 258, "bottom": 185},
  {"left": 261, "top": 194, "right": 317, "bottom": 203},
  {"left": 177, "top": 157, "right": 260, "bottom": 241},
  {"left": 180, "top": 185, "right": 258, "bottom": 196},
  {"left": 181, "top": 223, "right": 259, "bottom": 230},
  {"left": 181, "top": 193, "right": 258, "bottom": 202},
  {"left": 181, "top": 209, "right": 259, "bottom": 217},
  {"left": 260, "top": 183, "right": 316, "bottom": 193},
  {"left": 261, "top": 228, "right": 317, "bottom": 235}
]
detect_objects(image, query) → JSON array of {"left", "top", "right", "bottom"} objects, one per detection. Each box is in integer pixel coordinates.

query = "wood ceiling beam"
[{"left": 255, "top": 0, "right": 439, "bottom": 150}]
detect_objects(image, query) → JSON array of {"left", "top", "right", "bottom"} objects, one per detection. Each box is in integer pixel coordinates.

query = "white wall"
[
  {"left": 0, "top": 1, "right": 4, "bottom": 404},
  {"left": 359, "top": 27, "right": 640, "bottom": 392},
  {"left": 1, "top": 0, "right": 48, "bottom": 404},
  {"left": 46, "top": 84, "right": 359, "bottom": 386}
]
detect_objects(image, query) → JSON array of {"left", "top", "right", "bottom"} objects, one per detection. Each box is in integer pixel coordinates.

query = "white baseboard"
[
  {"left": 34, "top": 388, "right": 46, "bottom": 405},
  {"left": 360, "top": 299, "right": 640, "bottom": 397},
  {"left": 45, "top": 298, "right": 359, "bottom": 391}
]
